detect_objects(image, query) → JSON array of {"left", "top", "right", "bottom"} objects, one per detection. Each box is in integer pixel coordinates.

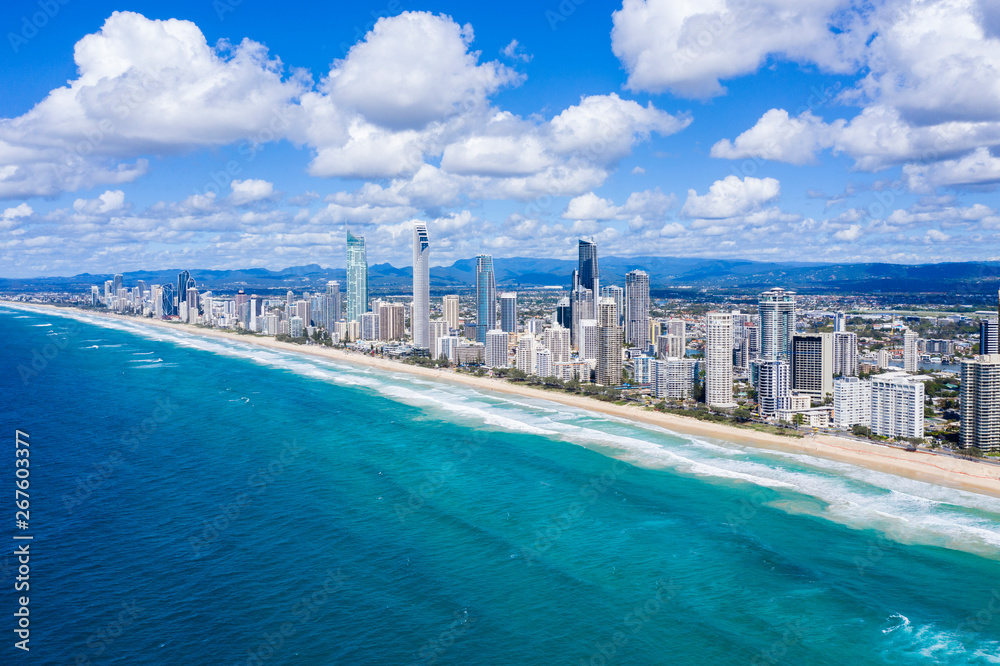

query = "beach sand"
[{"left": 15, "top": 303, "right": 1000, "bottom": 499}]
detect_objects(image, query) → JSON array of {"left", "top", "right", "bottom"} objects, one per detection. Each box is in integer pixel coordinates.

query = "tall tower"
[
  {"left": 412, "top": 223, "right": 430, "bottom": 350},
  {"left": 624, "top": 270, "right": 650, "bottom": 350},
  {"left": 346, "top": 231, "right": 368, "bottom": 322},
  {"left": 499, "top": 292, "right": 518, "bottom": 333},
  {"left": 758, "top": 288, "right": 796, "bottom": 361},
  {"left": 578, "top": 239, "right": 599, "bottom": 292},
  {"left": 960, "top": 355, "right": 1000, "bottom": 454},
  {"left": 476, "top": 255, "right": 496, "bottom": 344},
  {"left": 706, "top": 312, "right": 736, "bottom": 408},
  {"left": 176, "top": 270, "right": 190, "bottom": 306},
  {"left": 903, "top": 329, "right": 919, "bottom": 372},
  {"left": 596, "top": 297, "right": 622, "bottom": 386},
  {"left": 443, "top": 295, "right": 460, "bottom": 330}
]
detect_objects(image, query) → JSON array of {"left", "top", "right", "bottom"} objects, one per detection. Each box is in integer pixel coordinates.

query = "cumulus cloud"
[
  {"left": 610, "top": 0, "right": 866, "bottom": 98},
  {"left": 904, "top": 147, "right": 1000, "bottom": 192},
  {"left": 73, "top": 190, "right": 125, "bottom": 215},
  {"left": 834, "top": 224, "right": 863, "bottom": 241},
  {"left": 326, "top": 12, "right": 522, "bottom": 130},
  {"left": 710, "top": 110, "right": 843, "bottom": 165},
  {"left": 501, "top": 39, "right": 532, "bottom": 62},
  {"left": 681, "top": 176, "right": 780, "bottom": 218},
  {"left": 229, "top": 179, "right": 276, "bottom": 205}
]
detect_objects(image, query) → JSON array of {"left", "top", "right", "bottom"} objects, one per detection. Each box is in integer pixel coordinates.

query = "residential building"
[
  {"left": 960, "top": 355, "right": 1000, "bottom": 454},
  {"left": 758, "top": 359, "right": 791, "bottom": 416},
  {"left": 790, "top": 333, "right": 833, "bottom": 401},
  {"left": 833, "top": 331, "right": 859, "bottom": 377},
  {"left": 485, "top": 329, "right": 508, "bottom": 369},
  {"left": 596, "top": 297, "right": 622, "bottom": 386},
  {"left": 412, "top": 223, "right": 430, "bottom": 350},
  {"left": 346, "top": 231, "right": 368, "bottom": 322},
  {"left": 833, "top": 377, "right": 871, "bottom": 429},
  {"left": 758, "top": 288, "right": 796, "bottom": 361},
  {"left": 500, "top": 292, "right": 518, "bottom": 333},
  {"left": 476, "top": 255, "right": 496, "bottom": 344},
  {"left": 705, "top": 312, "right": 736, "bottom": 408},
  {"left": 624, "top": 270, "right": 650, "bottom": 350},
  {"left": 903, "top": 329, "right": 919, "bottom": 372},
  {"left": 443, "top": 295, "right": 460, "bottom": 331},
  {"left": 871, "top": 375, "right": 924, "bottom": 439}
]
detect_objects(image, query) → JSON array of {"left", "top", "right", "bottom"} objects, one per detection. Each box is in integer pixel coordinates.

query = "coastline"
[{"left": 11, "top": 302, "right": 1000, "bottom": 500}]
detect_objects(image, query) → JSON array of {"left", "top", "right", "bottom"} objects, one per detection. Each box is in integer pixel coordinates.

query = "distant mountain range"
[{"left": 5, "top": 257, "right": 1000, "bottom": 298}]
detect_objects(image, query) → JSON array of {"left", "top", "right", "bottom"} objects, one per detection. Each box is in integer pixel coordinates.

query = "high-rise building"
[
  {"left": 653, "top": 357, "right": 698, "bottom": 400},
  {"left": 596, "top": 298, "right": 622, "bottom": 386},
  {"left": 903, "top": 329, "right": 919, "bottom": 372},
  {"left": 360, "top": 312, "right": 379, "bottom": 341},
  {"left": 176, "top": 270, "right": 191, "bottom": 307},
  {"left": 377, "top": 302, "right": 405, "bottom": 341},
  {"left": 113, "top": 273, "right": 123, "bottom": 295},
  {"left": 326, "top": 281, "right": 342, "bottom": 324},
  {"left": 516, "top": 334, "right": 537, "bottom": 375},
  {"left": 833, "top": 331, "right": 859, "bottom": 377},
  {"left": 542, "top": 326, "right": 571, "bottom": 364},
  {"left": 657, "top": 334, "right": 685, "bottom": 360},
  {"left": 705, "top": 312, "right": 736, "bottom": 408},
  {"left": 871, "top": 375, "right": 924, "bottom": 439},
  {"left": 346, "top": 231, "right": 368, "bottom": 322},
  {"left": 833, "top": 377, "right": 871, "bottom": 429},
  {"left": 476, "top": 255, "right": 496, "bottom": 344},
  {"left": 485, "top": 329, "right": 508, "bottom": 368},
  {"left": 960, "top": 354, "right": 1000, "bottom": 454},
  {"left": 578, "top": 239, "right": 599, "bottom": 294},
  {"left": 757, "top": 359, "right": 791, "bottom": 416},
  {"left": 555, "top": 297, "right": 572, "bottom": 330},
  {"left": 580, "top": 319, "right": 599, "bottom": 362},
  {"left": 834, "top": 311, "right": 846, "bottom": 332},
  {"left": 443, "top": 295, "right": 460, "bottom": 330},
  {"left": 758, "top": 288, "right": 796, "bottom": 361},
  {"left": 412, "top": 223, "right": 431, "bottom": 350},
  {"left": 790, "top": 333, "right": 833, "bottom": 400},
  {"left": 500, "top": 292, "right": 518, "bottom": 333},
  {"left": 624, "top": 270, "right": 650, "bottom": 351},
  {"left": 980, "top": 319, "right": 999, "bottom": 355},
  {"left": 602, "top": 285, "right": 624, "bottom": 326},
  {"left": 535, "top": 347, "right": 553, "bottom": 378},
  {"left": 570, "top": 284, "right": 593, "bottom": 348},
  {"left": 877, "top": 348, "right": 891, "bottom": 370}
]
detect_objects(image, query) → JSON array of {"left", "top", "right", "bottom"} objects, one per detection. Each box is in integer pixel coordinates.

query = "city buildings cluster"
[{"left": 89, "top": 225, "right": 1000, "bottom": 455}]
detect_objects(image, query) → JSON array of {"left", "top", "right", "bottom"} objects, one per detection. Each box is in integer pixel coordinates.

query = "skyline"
[{"left": 3, "top": 1, "right": 1000, "bottom": 277}]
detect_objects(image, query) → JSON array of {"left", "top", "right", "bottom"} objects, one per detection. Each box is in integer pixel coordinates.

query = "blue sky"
[{"left": 2, "top": 0, "right": 1000, "bottom": 276}]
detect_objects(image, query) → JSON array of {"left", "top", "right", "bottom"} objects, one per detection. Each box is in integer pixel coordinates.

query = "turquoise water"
[{"left": 3, "top": 304, "right": 1000, "bottom": 665}]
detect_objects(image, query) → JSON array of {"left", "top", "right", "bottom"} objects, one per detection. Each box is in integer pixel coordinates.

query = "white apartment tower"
[
  {"left": 758, "top": 288, "right": 796, "bottom": 361},
  {"left": 705, "top": 312, "right": 736, "bottom": 408},
  {"left": 412, "top": 223, "right": 430, "bottom": 350},
  {"left": 960, "top": 355, "right": 1000, "bottom": 454},
  {"left": 833, "top": 377, "right": 871, "bottom": 429},
  {"left": 485, "top": 329, "right": 509, "bottom": 369},
  {"left": 903, "top": 329, "right": 919, "bottom": 372},
  {"left": 871, "top": 375, "right": 924, "bottom": 439},
  {"left": 624, "top": 270, "right": 650, "bottom": 350}
]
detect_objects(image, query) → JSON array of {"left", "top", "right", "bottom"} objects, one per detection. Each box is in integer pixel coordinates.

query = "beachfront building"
[
  {"left": 485, "top": 329, "right": 508, "bottom": 369},
  {"left": 516, "top": 334, "right": 537, "bottom": 375},
  {"left": 378, "top": 302, "right": 405, "bottom": 341},
  {"left": 346, "top": 231, "right": 368, "bottom": 322},
  {"left": 476, "top": 255, "right": 496, "bottom": 344},
  {"left": 654, "top": 357, "right": 697, "bottom": 400},
  {"left": 412, "top": 223, "right": 430, "bottom": 351},
  {"left": 535, "top": 348, "right": 553, "bottom": 378},
  {"left": 596, "top": 298, "right": 623, "bottom": 386},
  {"left": 871, "top": 375, "right": 924, "bottom": 439},
  {"left": 705, "top": 312, "right": 736, "bottom": 408},
  {"left": 791, "top": 333, "right": 833, "bottom": 401},
  {"left": 960, "top": 354, "right": 1000, "bottom": 453},
  {"left": 757, "top": 359, "right": 791, "bottom": 417},
  {"left": 624, "top": 270, "right": 650, "bottom": 351},
  {"left": 580, "top": 319, "right": 599, "bottom": 362},
  {"left": 833, "top": 377, "right": 871, "bottom": 429},
  {"left": 980, "top": 318, "right": 999, "bottom": 355}
]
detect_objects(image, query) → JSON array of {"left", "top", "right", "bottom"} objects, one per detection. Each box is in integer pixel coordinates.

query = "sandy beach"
[{"left": 12, "top": 302, "right": 1000, "bottom": 499}]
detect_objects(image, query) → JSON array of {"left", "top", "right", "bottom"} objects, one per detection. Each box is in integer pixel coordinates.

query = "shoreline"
[{"left": 11, "top": 302, "right": 1000, "bottom": 499}]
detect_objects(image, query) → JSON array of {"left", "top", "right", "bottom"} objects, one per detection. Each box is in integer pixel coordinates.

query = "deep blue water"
[{"left": 2, "top": 304, "right": 1000, "bottom": 665}]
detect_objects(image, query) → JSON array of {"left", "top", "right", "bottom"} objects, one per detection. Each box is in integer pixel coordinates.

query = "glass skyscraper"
[
  {"left": 476, "top": 255, "right": 496, "bottom": 343},
  {"left": 412, "top": 223, "right": 430, "bottom": 350},
  {"left": 346, "top": 231, "right": 368, "bottom": 323}
]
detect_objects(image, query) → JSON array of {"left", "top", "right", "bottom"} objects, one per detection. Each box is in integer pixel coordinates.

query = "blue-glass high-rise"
[{"left": 476, "top": 255, "right": 496, "bottom": 343}]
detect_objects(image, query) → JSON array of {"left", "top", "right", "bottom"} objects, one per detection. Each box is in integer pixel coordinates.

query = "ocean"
[{"left": 2, "top": 303, "right": 1000, "bottom": 665}]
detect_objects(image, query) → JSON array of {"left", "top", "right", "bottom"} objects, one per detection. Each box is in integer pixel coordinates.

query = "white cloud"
[
  {"left": 710, "top": 110, "right": 842, "bottom": 165},
  {"left": 834, "top": 224, "right": 863, "bottom": 241},
  {"left": 73, "top": 190, "right": 125, "bottom": 215},
  {"left": 904, "top": 147, "right": 1000, "bottom": 192},
  {"left": 326, "top": 12, "right": 521, "bottom": 130},
  {"left": 610, "top": 0, "right": 866, "bottom": 98},
  {"left": 563, "top": 192, "right": 620, "bottom": 220},
  {"left": 681, "top": 176, "right": 780, "bottom": 218},
  {"left": 230, "top": 179, "right": 275, "bottom": 205},
  {"left": 925, "top": 229, "right": 951, "bottom": 242},
  {"left": 501, "top": 39, "right": 532, "bottom": 63}
]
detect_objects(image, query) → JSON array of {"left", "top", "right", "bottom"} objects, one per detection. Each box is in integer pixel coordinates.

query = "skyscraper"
[
  {"left": 476, "top": 255, "right": 496, "bottom": 344},
  {"left": 578, "top": 239, "right": 599, "bottom": 294},
  {"left": 500, "top": 292, "right": 518, "bottom": 333},
  {"left": 757, "top": 360, "right": 791, "bottom": 416},
  {"left": 443, "top": 295, "right": 460, "bottom": 330},
  {"left": 346, "top": 231, "right": 368, "bottom": 322},
  {"left": 326, "top": 281, "right": 342, "bottom": 323},
  {"left": 596, "top": 297, "right": 622, "bottom": 386},
  {"left": 960, "top": 354, "right": 1000, "bottom": 454},
  {"left": 705, "top": 312, "right": 736, "bottom": 408},
  {"left": 790, "top": 333, "right": 834, "bottom": 400},
  {"left": 833, "top": 331, "right": 859, "bottom": 377},
  {"left": 758, "top": 288, "right": 796, "bottom": 361},
  {"left": 485, "top": 329, "right": 508, "bottom": 368},
  {"left": 980, "top": 318, "right": 998, "bottom": 355},
  {"left": 412, "top": 223, "right": 430, "bottom": 350},
  {"left": 113, "top": 273, "right": 123, "bottom": 295},
  {"left": 624, "top": 270, "right": 650, "bottom": 350},
  {"left": 871, "top": 376, "right": 924, "bottom": 439},
  {"left": 903, "top": 329, "right": 919, "bottom": 372},
  {"left": 176, "top": 270, "right": 191, "bottom": 307}
]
